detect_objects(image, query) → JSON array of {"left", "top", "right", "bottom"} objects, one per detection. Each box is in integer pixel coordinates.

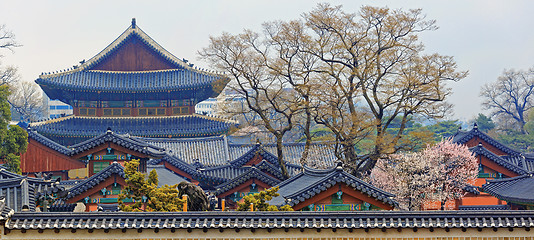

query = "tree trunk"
[
  {"left": 276, "top": 137, "right": 289, "bottom": 179},
  {"left": 299, "top": 105, "right": 312, "bottom": 166}
]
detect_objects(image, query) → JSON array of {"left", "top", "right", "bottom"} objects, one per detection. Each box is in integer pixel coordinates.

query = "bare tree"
[
  {"left": 0, "top": 25, "right": 19, "bottom": 53},
  {"left": 201, "top": 32, "right": 300, "bottom": 178},
  {"left": 200, "top": 21, "right": 319, "bottom": 177},
  {"left": 303, "top": 4, "right": 466, "bottom": 175},
  {"left": 8, "top": 81, "right": 44, "bottom": 121},
  {"left": 0, "top": 25, "right": 21, "bottom": 86},
  {"left": 481, "top": 67, "right": 534, "bottom": 134},
  {"left": 0, "top": 66, "right": 18, "bottom": 86},
  {"left": 201, "top": 4, "right": 466, "bottom": 176}
]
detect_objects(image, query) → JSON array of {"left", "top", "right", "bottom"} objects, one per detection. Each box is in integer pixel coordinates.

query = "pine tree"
[{"left": 118, "top": 159, "right": 185, "bottom": 212}]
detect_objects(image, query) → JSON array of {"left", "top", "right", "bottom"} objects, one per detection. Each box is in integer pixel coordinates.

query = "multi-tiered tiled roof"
[
  {"left": 36, "top": 18, "right": 228, "bottom": 103},
  {"left": 66, "top": 162, "right": 125, "bottom": 200},
  {"left": 453, "top": 125, "right": 534, "bottom": 174},
  {"left": 31, "top": 19, "right": 236, "bottom": 144}
]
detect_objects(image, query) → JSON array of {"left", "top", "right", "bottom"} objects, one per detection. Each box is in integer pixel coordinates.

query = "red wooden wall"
[
  {"left": 21, "top": 139, "right": 85, "bottom": 174},
  {"left": 91, "top": 37, "right": 175, "bottom": 71}
]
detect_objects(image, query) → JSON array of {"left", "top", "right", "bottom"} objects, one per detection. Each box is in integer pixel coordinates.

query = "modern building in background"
[
  {"left": 194, "top": 98, "right": 217, "bottom": 115},
  {"left": 44, "top": 97, "right": 73, "bottom": 119}
]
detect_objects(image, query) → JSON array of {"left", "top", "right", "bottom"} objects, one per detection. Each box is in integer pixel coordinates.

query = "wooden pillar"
[{"left": 182, "top": 195, "right": 188, "bottom": 212}]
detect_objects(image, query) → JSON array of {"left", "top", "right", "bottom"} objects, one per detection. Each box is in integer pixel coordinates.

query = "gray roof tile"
[
  {"left": 270, "top": 163, "right": 396, "bottom": 208},
  {"left": 483, "top": 172, "right": 534, "bottom": 204},
  {"left": 7, "top": 210, "right": 534, "bottom": 230},
  {"left": 67, "top": 162, "right": 125, "bottom": 199}
]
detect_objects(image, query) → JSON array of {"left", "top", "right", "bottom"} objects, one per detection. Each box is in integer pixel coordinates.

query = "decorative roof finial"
[
  {"left": 131, "top": 18, "right": 136, "bottom": 28},
  {"left": 335, "top": 160, "right": 343, "bottom": 170},
  {"left": 473, "top": 122, "right": 478, "bottom": 130}
]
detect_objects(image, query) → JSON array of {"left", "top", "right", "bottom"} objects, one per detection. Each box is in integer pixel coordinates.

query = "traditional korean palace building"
[
  {"left": 30, "top": 18, "right": 234, "bottom": 146},
  {"left": 446, "top": 124, "right": 534, "bottom": 210},
  {"left": 7, "top": 18, "right": 534, "bottom": 215}
]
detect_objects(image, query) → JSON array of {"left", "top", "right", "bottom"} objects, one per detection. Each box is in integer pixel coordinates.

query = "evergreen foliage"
[
  {"left": 236, "top": 187, "right": 293, "bottom": 211},
  {"left": 0, "top": 85, "right": 27, "bottom": 174},
  {"left": 474, "top": 113, "right": 495, "bottom": 132},
  {"left": 118, "top": 159, "right": 185, "bottom": 212}
]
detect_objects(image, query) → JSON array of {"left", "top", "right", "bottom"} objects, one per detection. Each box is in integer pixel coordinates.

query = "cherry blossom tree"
[
  {"left": 371, "top": 138, "right": 477, "bottom": 210},
  {"left": 429, "top": 138, "right": 478, "bottom": 210}
]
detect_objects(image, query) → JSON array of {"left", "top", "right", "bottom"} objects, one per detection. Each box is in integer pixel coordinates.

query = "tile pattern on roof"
[
  {"left": 458, "top": 205, "right": 511, "bottom": 210},
  {"left": 229, "top": 144, "right": 279, "bottom": 167},
  {"left": 145, "top": 135, "right": 230, "bottom": 167},
  {"left": 67, "top": 162, "right": 125, "bottom": 199},
  {"left": 31, "top": 115, "right": 235, "bottom": 146},
  {"left": 68, "top": 129, "right": 166, "bottom": 158},
  {"left": 453, "top": 126, "right": 521, "bottom": 156},
  {"left": 522, "top": 153, "right": 534, "bottom": 172},
  {"left": 213, "top": 167, "right": 281, "bottom": 196},
  {"left": 144, "top": 136, "right": 337, "bottom": 168},
  {"left": 37, "top": 69, "right": 223, "bottom": 92},
  {"left": 147, "top": 165, "right": 188, "bottom": 187},
  {"left": 0, "top": 203, "right": 13, "bottom": 220},
  {"left": 270, "top": 163, "right": 396, "bottom": 208},
  {"left": 482, "top": 172, "right": 534, "bottom": 204},
  {"left": 0, "top": 178, "right": 34, "bottom": 212},
  {"left": 0, "top": 169, "right": 53, "bottom": 212},
  {"left": 470, "top": 145, "right": 528, "bottom": 175},
  {"left": 27, "top": 130, "right": 72, "bottom": 155},
  {"left": 0, "top": 170, "right": 52, "bottom": 194},
  {"left": 7, "top": 210, "right": 534, "bottom": 230}
]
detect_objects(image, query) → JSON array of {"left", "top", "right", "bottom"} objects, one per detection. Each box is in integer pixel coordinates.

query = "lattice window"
[{"left": 93, "top": 161, "right": 110, "bottom": 174}]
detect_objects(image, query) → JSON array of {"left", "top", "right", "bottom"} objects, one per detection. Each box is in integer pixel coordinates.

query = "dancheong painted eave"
[{"left": 35, "top": 18, "right": 229, "bottom": 102}]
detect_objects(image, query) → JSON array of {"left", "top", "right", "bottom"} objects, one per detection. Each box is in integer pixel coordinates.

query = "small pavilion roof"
[
  {"left": 453, "top": 125, "right": 521, "bottom": 157},
  {"left": 269, "top": 162, "right": 397, "bottom": 208},
  {"left": 0, "top": 169, "right": 54, "bottom": 212},
  {"left": 482, "top": 172, "right": 534, "bottom": 205},
  {"left": 68, "top": 128, "right": 166, "bottom": 158},
  {"left": 66, "top": 162, "right": 125, "bottom": 200},
  {"left": 212, "top": 166, "right": 282, "bottom": 196},
  {"left": 0, "top": 178, "right": 36, "bottom": 212},
  {"left": 0, "top": 169, "right": 53, "bottom": 193},
  {"left": 469, "top": 144, "right": 528, "bottom": 175},
  {"left": 228, "top": 143, "right": 279, "bottom": 167}
]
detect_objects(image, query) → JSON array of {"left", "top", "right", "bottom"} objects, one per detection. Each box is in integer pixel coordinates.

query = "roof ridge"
[
  {"left": 67, "top": 162, "right": 125, "bottom": 199},
  {"left": 30, "top": 115, "right": 74, "bottom": 126},
  {"left": 470, "top": 145, "right": 527, "bottom": 175}
]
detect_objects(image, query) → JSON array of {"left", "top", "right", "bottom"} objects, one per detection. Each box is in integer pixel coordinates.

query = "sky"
[{"left": 1, "top": 0, "right": 533, "bottom": 121}]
